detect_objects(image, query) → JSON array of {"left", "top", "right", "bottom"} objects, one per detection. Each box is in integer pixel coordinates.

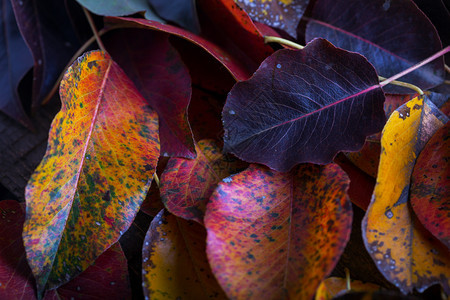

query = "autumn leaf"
[
  {"left": 205, "top": 163, "right": 352, "bottom": 299},
  {"left": 235, "top": 0, "right": 309, "bottom": 38},
  {"left": 315, "top": 277, "right": 381, "bottom": 300},
  {"left": 363, "top": 96, "right": 450, "bottom": 294},
  {"left": 306, "top": 0, "right": 445, "bottom": 93},
  {"left": 223, "top": 38, "right": 386, "bottom": 171},
  {"left": 410, "top": 122, "right": 449, "bottom": 249},
  {"left": 142, "top": 209, "right": 226, "bottom": 299},
  {"left": 160, "top": 139, "right": 247, "bottom": 223},
  {"left": 23, "top": 50, "right": 159, "bottom": 296}
]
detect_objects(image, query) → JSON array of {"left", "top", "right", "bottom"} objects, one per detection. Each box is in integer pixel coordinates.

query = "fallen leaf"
[
  {"left": 205, "top": 163, "right": 352, "bottom": 299},
  {"left": 235, "top": 0, "right": 309, "bottom": 38},
  {"left": 410, "top": 122, "right": 449, "bottom": 249},
  {"left": 315, "top": 277, "right": 381, "bottom": 300},
  {"left": 0, "top": 0, "right": 33, "bottom": 128},
  {"left": 23, "top": 50, "right": 159, "bottom": 295},
  {"left": 76, "top": 0, "right": 163, "bottom": 21},
  {"left": 148, "top": 0, "right": 200, "bottom": 34},
  {"left": 306, "top": 0, "right": 445, "bottom": 93},
  {"left": 104, "top": 28, "right": 195, "bottom": 158},
  {"left": 223, "top": 38, "right": 386, "bottom": 171},
  {"left": 363, "top": 96, "right": 450, "bottom": 294},
  {"left": 142, "top": 209, "right": 226, "bottom": 299},
  {"left": 160, "top": 139, "right": 247, "bottom": 223}
]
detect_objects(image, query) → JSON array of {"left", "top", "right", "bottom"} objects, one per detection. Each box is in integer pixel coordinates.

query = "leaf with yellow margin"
[
  {"left": 363, "top": 96, "right": 449, "bottom": 294},
  {"left": 23, "top": 50, "right": 160, "bottom": 297}
]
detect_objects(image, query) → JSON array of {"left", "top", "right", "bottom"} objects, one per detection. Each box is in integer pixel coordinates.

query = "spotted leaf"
[
  {"left": 142, "top": 210, "right": 226, "bottom": 299},
  {"left": 205, "top": 163, "right": 352, "bottom": 299},
  {"left": 410, "top": 122, "right": 449, "bottom": 249},
  {"left": 363, "top": 96, "right": 450, "bottom": 294},
  {"left": 23, "top": 50, "right": 160, "bottom": 295}
]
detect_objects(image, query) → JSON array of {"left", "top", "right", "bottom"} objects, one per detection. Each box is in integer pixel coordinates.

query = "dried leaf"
[
  {"left": 205, "top": 163, "right": 352, "bottom": 299},
  {"left": 363, "top": 96, "right": 450, "bottom": 294},
  {"left": 23, "top": 50, "right": 159, "bottom": 295}
]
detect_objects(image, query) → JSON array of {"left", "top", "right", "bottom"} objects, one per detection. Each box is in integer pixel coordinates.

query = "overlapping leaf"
[
  {"left": 160, "top": 139, "right": 247, "bottom": 223},
  {"left": 223, "top": 38, "right": 386, "bottom": 171},
  {"left": 235, "top": 0, "right": 309, "bottom": 38},
  {"left": 142, "top": 210, "right": 226, "bottom": 299},
  {"left": 76, "top": 0, "right": 162, "bottom": 21},
  {"left": 306, "top": 0, "right": 445, "bottom": 93},
  {"left": 205, "top": 163, "right": 352, "bottom": 299},
  {"left": 0, "top": 0, "right": 33, "bottom": 127},
  {"left": 148, "top": 0, "right": 200, "bottom": 33},
  {"left": 410, "top": 122, "right": 449, "bottom": 248},
  {"left": 363, "top": 96, "right": 450, "bottom": 294},
  {"left": 315, "top": 277, "right": 381, "bottom": 300},
  {"left": 23, "top": 50, "right": 159, "bottom": 295},
  {"left": 104, "top": 28, "right": 195, "bottom": 158}
]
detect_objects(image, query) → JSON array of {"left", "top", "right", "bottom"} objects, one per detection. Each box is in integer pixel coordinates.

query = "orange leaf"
[
  {"left": 315, "top": 277, "right": 381, "bottom": 300},
  {"left": 363, "top": 96, "right": 450, "bottom": 294},
  {"left": 142, "top": 210, "right": 226, "bottom": 299},
  {"left": 205, "top": 163, "right": 352, "bottom": 299},
  {"left": 23, "top": 50, "right": 159, "bottom": 295}
]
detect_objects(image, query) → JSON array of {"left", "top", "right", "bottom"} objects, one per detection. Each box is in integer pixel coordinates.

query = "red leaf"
[
  {"left": 205, "top": 163, "right": 352, "bottom": 299},
  {"left": 223, "top": 38, "right": 386, "bottom": 171}
]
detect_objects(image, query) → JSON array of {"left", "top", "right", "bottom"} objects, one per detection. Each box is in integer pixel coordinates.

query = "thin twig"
[
  {"left": 83, "top": 7, "right": 107, "bottom": 53},
  {"left": 445, "top": 64, "right": 450, "bottom": 74},
  {"left": 264, "top": 36, "right": 304, "bottom": 50}
]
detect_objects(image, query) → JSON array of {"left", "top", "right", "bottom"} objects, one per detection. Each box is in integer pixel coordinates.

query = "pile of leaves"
[{"left": 0, "top": 0, "right": 449, "bottom": 299}]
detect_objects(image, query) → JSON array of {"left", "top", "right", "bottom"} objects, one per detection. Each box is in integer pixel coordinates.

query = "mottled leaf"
[
  {"left": 235, "top": 0, "right": 309, "bottom": 38},
  {"left": 23, "top": 50, "right": 160, "bottom": 295},
  {"left": 363, "top": 96, "right": 450, "bottom": 294},
  {"left": 142, "top": 210, "right": 226, "bottom": 299},
  {"left": 148, "top": 0, "right": 200, "bottom": 34},
  {"left": 0, "top": 0, "right": 33, "bottom": 127},
  {"left": 410, "top": 122, "right": 449, "bottom": 249},
  {"left": 306, "top": 0, "right": 445, "bottom": 93},
  {"left": 223, "top": 38, "right": 386, "bottom": 171},
  {"left": 11, "top": 0, "right": 81, "bottom": 109},
  {"left": 104, "top": 28, "right": 195, "bottom": 158},
  {"left": 315, "top": 277, "right": 381, "bottom": 300},
  {"left": 205, "top": 163, "right": 352, "bottom": 299},
  {"left": 106, "top": 17, "right": 252, "bottom": 81},
  {"left": 76, "top": 0, "right": 163, "bottom": 21},
  {"left": 160, "top": 139, "right": 247, "bottom": 224}
]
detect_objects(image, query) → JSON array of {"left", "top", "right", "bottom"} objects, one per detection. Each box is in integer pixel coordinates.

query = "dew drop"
[
  {"left": 390, "top": 265, "right": 396, "bottom": 270},
  {"left": 276, "top": 64, "right": 282, "bottom": 69},
  {"left": 38, "top": 59, "right": 42, "bottom": 65},
  {"left": 385, "top": 209, "right": 394, "bottom": 219},
  {"left": 223, "top": 177, "right": 233, "bottom": 183},
  {"left": 76, "top": 286, "right": 81, "bottom": 291},
  {"left": 95, "top": 221, "right": 101, "bottom": 226},
  {"left": 371, "top": 246, "right": 377, "bottom": 252},
  {"left": 143, "top": 257, "right": 148, "bottom": 262},
  {"left": 110, "top": 281, "right": 115, "bottom": 286},
  {"left": 160, "top": 238, "right": 165, "bottom": 241},
  {"left": 383, "top": 0, "right": 391, "bottom": 11},
  {"left": 19, "top": 1, "right": 23, "bottom": 5},
  {"left": 158, "top": 221, "right": 163, "bottom": 225},
  {"left": 390, "top": 259, "right": 396, "bottom": 265},
  {"left": 377, "top": 260, "right": 381, "bottom": 265},
  {"left": 145, "top": 242, "right": 149, "bottom": 246},
  {"left": 229, "top": 110, "right": 236, "bottom": 115},
  {"left": 119, "top": 231, "right": 123, "bottom": 235}
]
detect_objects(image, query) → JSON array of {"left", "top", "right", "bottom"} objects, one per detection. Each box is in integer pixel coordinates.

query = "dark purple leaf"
[
  {"left": 306, "top": 0, "right": 445, "bottom": 93},
  {"left": 104, "top": 28, "right": 195, "bottom": 158},
  {"left": 148, "top": 0, "right": 200, "bottom": 34},
  {"left": 0, "top": 0, "right": 33, "bottom": 127},
  {"left": 11, "top": 0, "right": 82, "bottom": 109},
  {"left": 223, "top": 38, "right": 386, "bottom": 172}
]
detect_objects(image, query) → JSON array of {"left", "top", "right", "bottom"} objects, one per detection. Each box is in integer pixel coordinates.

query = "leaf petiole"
[
  {"left": 153, "top": 172, "right": 160, "bottom": 188},
  {"left": 83, "top": 7, "right": 107, "bottom": 53},
  {"left": 378, "top": 76, "right": 423, "bottom": 95},
  {"left": 264, "top": 36, "right": 304, "bottom": 50}
]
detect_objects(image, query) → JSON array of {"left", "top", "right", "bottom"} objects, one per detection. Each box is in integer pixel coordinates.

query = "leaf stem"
[
  {"left": 83, "top": 7, "right": 107, "bottom": 53},
  {"left": 378, "top": 76, "right": 423, "bottom": 95},
  {"left": 445, "top": 64, "right": 450, "bottom": 74},
  {"left": 264, "top": 36, "right": 304, "bottom": 50},
  {"left": 345, "top": 268, "right": 351, "bottom": 291},
  {"left": 153, "top": 173, "right": 160, "bottom": 188}
]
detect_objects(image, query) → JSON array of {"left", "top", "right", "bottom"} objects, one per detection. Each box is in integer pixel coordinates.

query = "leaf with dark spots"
[
  {"left": 315, "top": 277, "right": 381, "bottom": 300},
  {"left": 363, "top": 96, "right": 450, "bottom": 294},
  {"left": 105, "top": 17, "right": 252, "bottom": 81},
  {"left": 148, "top": 0, "right": 200, "bottom": 34},
  {"left": 104, "top": 28, "right": 195, "bottom": 158},
  {"left": 205, "top": 163, "right": 352, "bottom": 299},
  {"left": 306, "top": 0, "right": 445, "bottom": 93},
  {"left": 142, "top": 209, "right": 227, "bottom": 299},
  {"left": 0, "top": 0, "right": 33, "bottom": 128},
  {"left": 11, "top": 0, "right": 82, "bottom": 109},
  {"left": 76, "top": 0, "right": 163, "bottom": 21},
  {"left": 223, "top": 38, "right": 386, "bottom": 172},
  {"left": 235, "top": 0, "right": 309, "bottom": 38},
  {"left": 160, "top": 139, "right": 247, "bottom": 224},
  {"left": 410, "top": 122, "right": 449, "bottom": 249},
  {"left": 23, "top": 50, "right": 159, "bottom": 295}
]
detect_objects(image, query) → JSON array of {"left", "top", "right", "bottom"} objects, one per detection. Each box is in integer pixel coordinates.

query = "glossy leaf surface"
[
  {"left": 205, "top": 163, "right": 352, "bottom": 299},
  {"left": 23, "top": 51, "right": 160, "bottom": 294},
  {"left": 148, "top": 0, "right": 200, "bottom": 34},
  {"left": 410, "top": 122, "right": 449, "bottom": 248},
  {"left": 160, "top": 139, "right": 247, "bottom": 223},
  {"left": 315, "top": 277, "right": 381, "bottom": 300},
  {"left": 0, "top": 0, "right": 33, "bottom": 127},
  {"left": 306, "top": 0, "right": 445, "bottom": 93},
  {"left": 223, "top": 38, "right": 386, "bottom": 171},
  {"left": 76, "top": 0, "right": 162, "bottom": 21},
  {"left": 142, "top": 210, "right": 226, "bottom": 299},
  {"left": 104, "top": 28, "right": 195, "bottom": 158},
  {"left": 235, "top": 0, "right": 309, "bottom": 38},
  {"left": 363, "top": 96, "right": 450, "bottom": 294}
]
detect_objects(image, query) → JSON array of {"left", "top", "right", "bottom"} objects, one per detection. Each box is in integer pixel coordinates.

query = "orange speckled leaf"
[
  {"left": 410, "top": 122, "right": 450, "bottom": 249},
  {"left": 205, "top": 163, "right": 352, "bottom": 299},
  {"left": 363, "top": 96, "right": 450, "bottom": 294},
  {"left": 315, "top": 277, "right": 381, "bottom": 300},
  {"left": 23, "top": 50, "right": 160, "bottom": 295},
  {"left": 160, "top": 139, "right": 247, "bottom": 224},
  {"left": 142, "top": 209, "right": 226, "bottom": 299}
]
